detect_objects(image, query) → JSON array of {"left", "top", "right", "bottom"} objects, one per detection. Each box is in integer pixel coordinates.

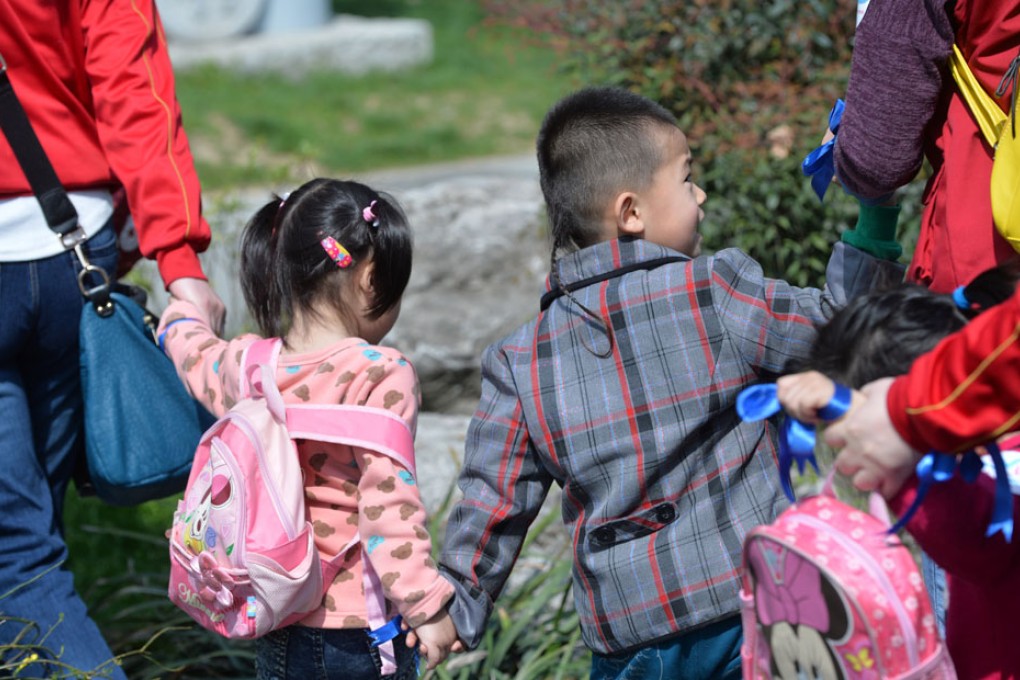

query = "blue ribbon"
[
  {"left": 367, "top": 615, "right": 403, "bottom": 647},
  {"left": 952, "top": 285, "right": 971, "bottom": 311},
  {"left": 801, "top": 99, "right": 846, "bottom": 202},
  {"left": 157, "top": 316, "right": 201, "bottom": 353},
  {"left": 737, "top": 382, "right": 852, "bottom": 502},
  {"left": 984, "top": 442, "right": 1014, "bottom": 542},
  {"left": 889, "top": 446, "right": 1013, "bottom": 542}
]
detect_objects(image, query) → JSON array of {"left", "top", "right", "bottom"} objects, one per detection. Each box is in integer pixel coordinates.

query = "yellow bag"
[{"left": 949, "top": 44, "right": 1020, "bottom": 252}]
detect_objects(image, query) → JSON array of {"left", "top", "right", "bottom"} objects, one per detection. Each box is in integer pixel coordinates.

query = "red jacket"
[
  {"left": 888, "top": 285, "right": 1020, "bottom": 453},
  {"left": 888, "top": 287, "right": 1020, "bottom": 679},
  {"left": 0, "top": 0, "right": 210, "bottom": 286}
]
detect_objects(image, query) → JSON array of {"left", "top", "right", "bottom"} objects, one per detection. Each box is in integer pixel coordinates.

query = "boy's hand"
[{"left": 403, "top": 608, "right": 464, "bottom": 670}]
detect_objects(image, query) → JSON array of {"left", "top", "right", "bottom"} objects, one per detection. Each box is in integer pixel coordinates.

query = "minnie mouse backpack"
[
  {"left": 167, "top": 339, "right": 415, "bottom": 670},
  {"left": 740, "top": 491, "right": 956, "bottom": 679}
]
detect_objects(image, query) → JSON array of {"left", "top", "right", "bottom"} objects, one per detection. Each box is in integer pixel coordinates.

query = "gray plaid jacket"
[{"left": 441, "top": 237, "right": 904, "bottom": 654}]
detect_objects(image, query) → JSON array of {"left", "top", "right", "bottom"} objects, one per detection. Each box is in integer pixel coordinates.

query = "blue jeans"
[
  {"left": 0, "top": 224, "right": 126, "bottom": 679},
  {"left": 256, "top": 625, "right": 420, "bottom": 680},
  {"left": 922, "top": 551, "right": 948, "bottom": 637},
  {"left": 590, "top": 615, "right": 743, "bottom": 680}
]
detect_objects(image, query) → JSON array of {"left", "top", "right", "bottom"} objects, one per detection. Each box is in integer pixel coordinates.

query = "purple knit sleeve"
[{"left": 833, "top": 0, "right": 956, "bottom": 201}]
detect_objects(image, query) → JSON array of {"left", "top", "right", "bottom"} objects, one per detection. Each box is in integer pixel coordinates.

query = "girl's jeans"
[
  {"left": 0, "top": 224, "right": 126, "bottom": 679},
  {"left": 590, "top": 614, "right": 743, "bottom": 680},
  {"left": 922, "top": 552, "right": 948, "bottom": 637},
  {"left": 256, "top": 625, "right": 419, "bottom": 680}
]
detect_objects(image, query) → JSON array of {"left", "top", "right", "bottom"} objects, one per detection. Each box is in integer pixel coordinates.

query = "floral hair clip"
[
  {"left": 362, "top": 200, "right": 380, "bottom": 227},
  {"left": 320, "top": 235, "right": 353, "bottom": 269}
]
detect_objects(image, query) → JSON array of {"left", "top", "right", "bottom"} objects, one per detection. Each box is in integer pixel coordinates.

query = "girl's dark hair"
[
  {"left": 239, "top": 178, "right": 412, "bottom": 338},
  {"left": 793, "top": 261, "right": 1020, "bottom": 388}
]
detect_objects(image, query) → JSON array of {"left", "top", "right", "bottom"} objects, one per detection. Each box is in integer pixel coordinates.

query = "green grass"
[{"left": 175, "top": 0, "right": 575, "bottom": 190}]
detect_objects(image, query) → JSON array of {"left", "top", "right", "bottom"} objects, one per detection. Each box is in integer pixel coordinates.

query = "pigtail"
[
  {"left": 361, "top": 192, "right": 413, "bottom": 320},
  {"left": 240, "top": 197, "right": 287, "bottom": 337},
  {"left": 548, "top": 220, "right": 615, "bottom": 358},
  {"left": 957, "top": 260, "right": 1020, "bottom": 318}
]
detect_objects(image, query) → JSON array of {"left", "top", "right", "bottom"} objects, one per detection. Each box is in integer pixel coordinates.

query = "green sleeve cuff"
[{"left": 841, "top": 203, "right": 903, "bottom": 261}]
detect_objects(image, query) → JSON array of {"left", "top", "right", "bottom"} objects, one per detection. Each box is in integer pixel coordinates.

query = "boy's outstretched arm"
[
  {"left": 709, "top": 243, "right": 904, "bottom": 378},
  {"left": 439, "top": 343, "right": 554, "bottom": 650}
]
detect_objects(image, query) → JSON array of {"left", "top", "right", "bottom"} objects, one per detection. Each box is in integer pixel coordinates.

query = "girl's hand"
[
  {"left": 403, "top": 608, "right": 464, "bottom": 670},
  {"left": 776, "top": 371, "right": 838, "bottom": 424}
]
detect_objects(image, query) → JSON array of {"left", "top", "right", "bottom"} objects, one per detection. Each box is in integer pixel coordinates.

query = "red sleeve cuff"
[
  {"left": 155, "top": 244, "right": 206, "bottom": 289},
  {"left": 886, "top": 375, "right": 931, "bottom": 453}
]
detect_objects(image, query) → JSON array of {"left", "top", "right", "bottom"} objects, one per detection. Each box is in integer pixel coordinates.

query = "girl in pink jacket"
[{"left": 158, "top": 178, "right": 455, "bottom": 679}]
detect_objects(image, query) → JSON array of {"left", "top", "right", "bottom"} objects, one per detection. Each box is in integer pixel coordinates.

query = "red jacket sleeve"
[
  {"left": 888, "top": 286, "right": 1020, "bottom": 453},
  {"left": 79, "top": 0, "right": 209, "bottom": 286}
]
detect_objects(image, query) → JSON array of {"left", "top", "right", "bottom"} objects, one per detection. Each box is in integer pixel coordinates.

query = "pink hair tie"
[
  {"left": 362, "top": 200, "right": 380, "bottom": 227},
  {"left": 320, "top": 235, "right": 353, "bottom": 268}
]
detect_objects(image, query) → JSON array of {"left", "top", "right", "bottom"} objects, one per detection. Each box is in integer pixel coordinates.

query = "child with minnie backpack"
[
  {"left": 158, "top": 178, "right": 457, "bottom": 679},
  {"left": 759, "top": 263, "right": 1020, "bottom": 678}
]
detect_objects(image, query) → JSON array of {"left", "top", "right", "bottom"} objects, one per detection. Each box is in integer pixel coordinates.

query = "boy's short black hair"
[{"left": 537, "top": 87, "right": 679, "bottom": 253}]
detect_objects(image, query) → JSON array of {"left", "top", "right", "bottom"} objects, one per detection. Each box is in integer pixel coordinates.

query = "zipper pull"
[{"left": 995, "top": 49, "right": 1020, "bottom": 139}]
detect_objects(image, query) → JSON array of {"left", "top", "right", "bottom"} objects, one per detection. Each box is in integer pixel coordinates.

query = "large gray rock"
[{"left": 384, "top": 176, "right": 549, "bottom": 413}]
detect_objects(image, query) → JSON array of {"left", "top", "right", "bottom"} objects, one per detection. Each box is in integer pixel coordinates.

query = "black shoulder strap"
[
  {"left": 0, "top": 52, "right": 81, "bottom": 243},
  {"left": 540, "top": 256, "right": 685, "bottom": 311}
]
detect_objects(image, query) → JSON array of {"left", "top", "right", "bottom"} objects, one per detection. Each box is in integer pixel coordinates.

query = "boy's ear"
[{"left": 613, "top": 191, "right": 644, "bottom": 236}]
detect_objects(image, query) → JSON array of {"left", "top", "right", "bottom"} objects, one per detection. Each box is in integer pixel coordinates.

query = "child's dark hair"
[
  {"left": 240, "top": 178, "right": 412, "bottom": 338},
  {"left": 537, "top": 86, "right": 679, "bottom": 257},
  {"left": 536, "top": 87, "right": 678, "bottom": 355},
  {"left": 793, "top": 261, "right": 1020, "bottom": 387}
]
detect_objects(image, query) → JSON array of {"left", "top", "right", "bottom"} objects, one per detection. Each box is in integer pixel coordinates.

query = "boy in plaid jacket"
[{"left": 437, "top": 87, "right": 904, "bottom": 678}]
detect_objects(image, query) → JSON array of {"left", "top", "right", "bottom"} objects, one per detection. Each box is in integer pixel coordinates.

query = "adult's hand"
[
  {"left": 823, "top": 377, "right": 921, "bottom": 500},
  {"left": 167, "top": 277, "right": 226, "bottom": 336}
]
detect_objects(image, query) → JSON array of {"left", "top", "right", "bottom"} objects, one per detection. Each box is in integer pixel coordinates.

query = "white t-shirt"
[{"left": 0, "top": 190, "right": 113, "bottom": 261}]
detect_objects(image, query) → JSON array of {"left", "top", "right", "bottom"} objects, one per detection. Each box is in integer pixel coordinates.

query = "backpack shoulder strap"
[
  {"left": 238, "top": 338, "right": 283, "bottom": 400},
  {"left": 286, "top": 405, "right": 415, "bottom": 475},
  {"left": 949, "top": 43, "right": 1007, "bottom": 148}
]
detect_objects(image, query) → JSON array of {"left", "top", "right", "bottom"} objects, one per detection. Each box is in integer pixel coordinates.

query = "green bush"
[{"left": 483, "top": 0, "right": 925, "bottom": 286}]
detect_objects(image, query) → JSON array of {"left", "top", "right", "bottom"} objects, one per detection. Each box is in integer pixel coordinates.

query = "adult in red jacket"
[
  {"left": 826, "top": 286, "right": 1020, "bottom": 679},
  {"left": 0, "top": 1, "right": 224, "bottom": 676},
  {"left": 834, "top": 0, "right": 1020, "bottom": 292}
]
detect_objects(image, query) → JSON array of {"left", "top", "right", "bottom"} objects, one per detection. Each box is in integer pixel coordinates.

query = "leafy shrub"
[{"left": 483, "top": 0, "right": 925, "bottom": 286}]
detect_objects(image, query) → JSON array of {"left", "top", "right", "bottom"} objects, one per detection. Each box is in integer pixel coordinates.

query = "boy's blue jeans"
[
  {"left": 0, "top": 224, "right": 126, "bottom": 678},
  {"left": 590, "top": 614, "right": 742, "bottom": 680}
]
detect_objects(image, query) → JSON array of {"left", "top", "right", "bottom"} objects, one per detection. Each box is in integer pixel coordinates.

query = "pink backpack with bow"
[
  {"left": 168, "top": 339, "right": 414, "bottom": 670},
  {"left": 740, "top": 491, "right": 956, "bottom": 679}
]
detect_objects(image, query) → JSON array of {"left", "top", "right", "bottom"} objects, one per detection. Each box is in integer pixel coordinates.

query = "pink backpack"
[
  {"left": 168, "top": 339, "right": 414, "bottom": 668},
  {"left": 740, "top": 491, "right": 956, "bottom": 679}
]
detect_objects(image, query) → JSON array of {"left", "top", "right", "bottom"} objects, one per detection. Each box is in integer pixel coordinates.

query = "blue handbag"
[{"left": 79, "top": 286, "right": 215, "bottom": 506}]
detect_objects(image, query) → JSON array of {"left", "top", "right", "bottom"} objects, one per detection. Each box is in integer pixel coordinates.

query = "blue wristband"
[{"left": 157, "top": 317, "right": 201, "bottom": 353}]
